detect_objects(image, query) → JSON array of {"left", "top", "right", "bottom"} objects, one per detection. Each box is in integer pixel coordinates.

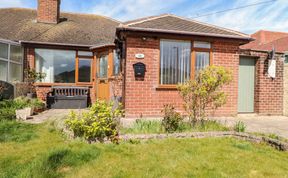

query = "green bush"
[
  {"left": 161, "top": 104, "right": 183, "bottom": 133},
  {"left": 0, "top": 97, "right": 45, "bottom": 121},
  {"left": 178, "top": 66, "right": 232, "bottom": 124},
  {"left": 234, "top": 121, "right": 246, "bottom": 132},
  {"left": 65, "top": 100, "right": 124, "bottom": 143}
]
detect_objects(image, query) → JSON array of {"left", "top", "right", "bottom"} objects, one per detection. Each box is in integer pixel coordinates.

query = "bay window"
[
  {"left": 0, "top": 42, "right": 23, "bottom": 83},
  {"left": 35, "top": 49, "right": 76, "bottom": 83},
  {"left": 159, "top": 40, "right": 212, "bottom": 86}
]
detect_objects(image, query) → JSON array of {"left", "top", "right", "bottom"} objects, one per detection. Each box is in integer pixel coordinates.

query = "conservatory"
[{"left": 0, "top": 39, "right": 23, "bottom": 83}]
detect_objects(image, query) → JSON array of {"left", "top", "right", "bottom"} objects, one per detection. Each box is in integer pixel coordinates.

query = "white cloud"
[
  {"left": 188, "top": 0, "right": 288, "bottom": 34},
  {"left": 89, "top": 0, "right": 288, "bottom": 34},
  {"left": 90, "top": 0, "right": 184, "bottom": 21},
  {"left": 0, "top": 0, "right": 25, "bottom": 8}
]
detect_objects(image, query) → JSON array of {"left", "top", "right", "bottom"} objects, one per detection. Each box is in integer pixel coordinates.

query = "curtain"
[
  {"left": 195, "top": 52, "right": 210, "bottom": 74},
  {"left": 160, "top": 40, "right": 191, "bottom": 85}
]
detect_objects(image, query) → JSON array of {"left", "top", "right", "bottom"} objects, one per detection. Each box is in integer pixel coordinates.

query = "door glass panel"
[
  {"left": 113, "top": 50, "right": 120, "bottom": 75},
  {"left": 99, "top": 55, "right": 108, "bottom": 78},
  {"left": 78, "top": 58, "right": 91, "bottom": 82}
]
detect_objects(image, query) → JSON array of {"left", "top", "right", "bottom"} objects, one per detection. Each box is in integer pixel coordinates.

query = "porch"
[{"left": 22, "top": 43, "right": 122, "bottom": 109}]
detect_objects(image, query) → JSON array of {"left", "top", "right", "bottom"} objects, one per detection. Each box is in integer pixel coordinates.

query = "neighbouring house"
[
  {"left": 0, "top": 0, "right": 285, "bottom": 118},
  {"left": 241, "top": 30, "right": 288, "bottom": 116}
]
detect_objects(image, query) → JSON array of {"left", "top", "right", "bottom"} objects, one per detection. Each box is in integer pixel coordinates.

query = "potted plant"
[{"left": 25, "top": 69, "right": 46, "bottom": 98}]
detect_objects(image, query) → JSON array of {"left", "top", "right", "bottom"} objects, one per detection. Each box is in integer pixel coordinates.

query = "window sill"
[
  {"left": 34, "top": 83, "right": 92, "bottom": 87},
  {"left": 156, "top": 85, "right": 178, "bottom": 90}
]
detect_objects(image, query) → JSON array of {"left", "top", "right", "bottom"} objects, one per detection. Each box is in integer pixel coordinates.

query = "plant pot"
[
  {"left": 16, "top": 107, "right": 34, "bottom": 120},
  {"left": 27, "top": 93, "right": 37, "bottom": 99}
]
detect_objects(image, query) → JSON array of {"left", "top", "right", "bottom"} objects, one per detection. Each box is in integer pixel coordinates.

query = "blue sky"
[{"left": 1, "top": 0, "right": 288, "bottom": 34}]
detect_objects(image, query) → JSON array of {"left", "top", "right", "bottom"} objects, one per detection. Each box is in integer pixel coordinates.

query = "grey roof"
[
  {"left": 119, "top": 14, "right": 251, "bottom": 40},
  {"left": 0, "top": 8, "right": 120, "bottom": 46}
]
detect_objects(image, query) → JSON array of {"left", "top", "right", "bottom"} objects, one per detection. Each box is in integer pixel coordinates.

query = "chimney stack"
[{"left": 37, "top": 0, "right": 61, "bottom": 24}]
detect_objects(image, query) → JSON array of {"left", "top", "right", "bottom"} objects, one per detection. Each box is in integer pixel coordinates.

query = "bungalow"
[{"left": 0, "top": 0, "right": 285, "bottom": 118}]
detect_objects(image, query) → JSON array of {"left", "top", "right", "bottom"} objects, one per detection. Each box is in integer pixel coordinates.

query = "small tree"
[
  {"left": 24, "top": 69, "right": 46, "bottom": 94},
  {"left": 177, "top": 66, "right": 232, "bottom": 125}
]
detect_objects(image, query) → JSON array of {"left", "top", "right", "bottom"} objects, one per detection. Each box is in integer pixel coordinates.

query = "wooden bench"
[{"left": 46, "top": 86, "right": 89, "bottom": 109}]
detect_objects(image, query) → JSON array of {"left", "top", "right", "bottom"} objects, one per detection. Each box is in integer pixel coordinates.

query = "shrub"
[
  {"left": 0, "top": 97, "right": 45, "bottom": 121},
  {"left": 161, "top": 104, "right": 183, "bottom": 133},
  {"left": 178, "top": 66, "right": 232, "bottom": 124},
  {"left": 234, "top": 121, "right": 246, "bottom": 132},
  {"left": 65, "top": 100, "right": 124, "bottom": 143}
]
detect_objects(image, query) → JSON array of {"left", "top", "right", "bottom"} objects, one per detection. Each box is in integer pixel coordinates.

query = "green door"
[{"left": 238, "top": 57, "right": 255, "bottom": 113}]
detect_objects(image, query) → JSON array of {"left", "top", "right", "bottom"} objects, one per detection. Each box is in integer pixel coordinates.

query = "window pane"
[
  {"left": 285, "top": 55, "right": 288, "bottom": 64},
  {"left": 113, "top": 50, "right": 120, "bottom": 75},
  {"left": 35, "top": 49, "right": 76, "bottom": 83},
  {"left": 194, "top": 41, "right": 211, "bottom": 49},
  {"left": 78, "top": 51, "right": 93, "bottom": 56},
  {"left": 0, "top": 60, "right": 8, "bottom": 81},
  {"left": 99, "top": 55, "right": 108, "bottom": 78},
  {"left": 10, "top": 45, "right": 22, "bottom": 63},
  {"left": 9, "top": 63, "right": 22, "bottom": 82},
  {"left": 195, "top": 52, "right": 210, "bottom": 74},
  {"left": 0, "top": 43, "right": 8, "bottom": 59},
  {"left": 160, "top": 40, "right": 191, "bottom": 85},
  {"left": 78, "top": 59, "right": 91, "bottom": 82}
]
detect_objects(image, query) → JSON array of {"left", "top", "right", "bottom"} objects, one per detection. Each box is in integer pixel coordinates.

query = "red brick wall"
[
  {"left": 37, "top": 0, "right": 60, "bottom": 24},
  {"left": 123, "top": 36, "right": 240, "bottom": 118},
  {"left": 240, "top": 50, "right": 284, "bottom": 115}
]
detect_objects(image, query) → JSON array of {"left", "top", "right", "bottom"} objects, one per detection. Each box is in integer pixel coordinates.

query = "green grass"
[
  {"left": 121, "top": 119, "right": 230, "bottom": 134},
  {"left": 1, "top": 120, "right": 288, "bottom": 178},
  {"left": 0, "top": 121, "right": 38, "bottom": 142}
]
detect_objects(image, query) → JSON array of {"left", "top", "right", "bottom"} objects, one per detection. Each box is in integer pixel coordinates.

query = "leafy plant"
[
  {"left": 234, "top": 121, "right": 246, "bottom": 132},
  {"left": 122, "top": 119, "right": 162, "bottom": 134},
  {"left": 0, "top": 97, "right": 45, "bottom": 121},
  {"left": 24, "top": 69, "right": 46, "bottom": 93},
  {"left": 161, "top": 104, "right": 183, "bottom": 133},
  {"left": 65, "top": 100, "right": 124, "bottom": 143},
  {"left": 177, "top": 66, "right": 232, "bottom": 125},
  {"left": 121, "top": 119, "right": 229, "bottom": 134},
  {"left": 0, "top": 83, "right": 6, "bottom": 101}
]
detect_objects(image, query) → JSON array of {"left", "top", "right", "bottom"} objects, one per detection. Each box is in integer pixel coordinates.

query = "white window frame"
[{"left": 0, "top": 39, "right": 23, "bottom": 82}]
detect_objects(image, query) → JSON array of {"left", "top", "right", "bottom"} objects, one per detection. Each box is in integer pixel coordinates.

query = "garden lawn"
[{"left": 1, "top": 120, "right": 288, "bottom": 178}]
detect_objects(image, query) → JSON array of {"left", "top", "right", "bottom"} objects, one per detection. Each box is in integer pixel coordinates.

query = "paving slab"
[{"left": 25, "top": 109, "right": 85, "bottom": 124}]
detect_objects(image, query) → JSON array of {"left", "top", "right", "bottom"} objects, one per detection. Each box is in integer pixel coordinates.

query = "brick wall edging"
[{"left": 120, "top": 131, "right": 288, "bottom": 151}]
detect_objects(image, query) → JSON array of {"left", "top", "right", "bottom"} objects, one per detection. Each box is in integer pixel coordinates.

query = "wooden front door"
[
  {"left": 238, "top": 57, "right": 256, "bottom": 113},
  {"left": 95, "top": 53, "right": 110, "bottom": 100}
]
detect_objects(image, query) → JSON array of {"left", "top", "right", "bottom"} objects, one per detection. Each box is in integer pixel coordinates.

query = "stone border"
[{"left": 120, "top": 131, "right": 288, "bottom": 151}]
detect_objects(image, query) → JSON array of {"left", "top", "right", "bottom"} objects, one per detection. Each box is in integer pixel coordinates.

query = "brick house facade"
[
  {"left": 123, "top": 36, "right": 241, "bottom": 117},
  {"left": 240, "top": 50, "right": 284, "bottom": 115},
  {"left": 0, "top": 0, "right": 286, "bottom": 118}
]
